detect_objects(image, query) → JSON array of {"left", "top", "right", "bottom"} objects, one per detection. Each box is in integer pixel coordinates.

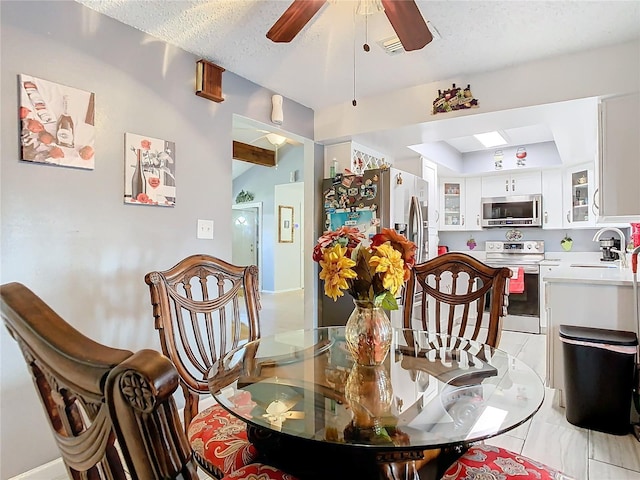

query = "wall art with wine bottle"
[
  {"left": 431, "top": 83, "right": 478, "bottom": 115},
  {"left": 124, "top": 132, "right": 176, "bottom": 207},
  {"left": 19, "top": 74, "right": 95, "bottom": 169}
]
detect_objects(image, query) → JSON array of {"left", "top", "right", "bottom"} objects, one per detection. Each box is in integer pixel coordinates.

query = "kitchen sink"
[{"left": 569, "top": 263, "right": 617, "bottom": 269}]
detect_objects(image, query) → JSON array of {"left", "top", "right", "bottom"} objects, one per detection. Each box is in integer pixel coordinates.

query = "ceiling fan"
[{"left": 266, "top": 0, "right": 433, "bottom": 52}]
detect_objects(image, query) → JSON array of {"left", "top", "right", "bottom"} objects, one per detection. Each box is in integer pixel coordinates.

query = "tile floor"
[{"left": 253, "top": 289, "right": 640, "bottom": 480}]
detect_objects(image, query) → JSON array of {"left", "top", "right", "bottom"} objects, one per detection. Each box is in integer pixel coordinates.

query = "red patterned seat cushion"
[
  {"left": 221, "top": 463, "right": 299, "bottom": 480},
  {"left": 188, "top": 394, "right": 259, "bottom": 478},
  {"left": 442, "top": 445, "right": 575, "bottom": 480}
]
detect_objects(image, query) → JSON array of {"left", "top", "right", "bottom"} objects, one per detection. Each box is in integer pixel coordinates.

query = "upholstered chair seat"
[
  {"left": 188, "top": 401, "right": 259, "bottom": 478},
  {"left": 221, "top": 463, "right": 300, "bottom": 480},
  {"left": 441, "top": 445, "right": 575, "bottom": 480}
]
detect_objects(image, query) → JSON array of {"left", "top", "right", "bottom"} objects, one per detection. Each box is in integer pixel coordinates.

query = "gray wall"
[
  {"left": 0, "top": 1, "right": 314, "bottom": 477},
  {"left": 232, "top": 144, "right": 304, "bottom": 291}
]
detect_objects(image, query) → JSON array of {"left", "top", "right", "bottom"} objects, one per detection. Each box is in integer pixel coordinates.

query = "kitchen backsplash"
[{"left": 438, "top": 227, "right": 631, "bottom": 253}]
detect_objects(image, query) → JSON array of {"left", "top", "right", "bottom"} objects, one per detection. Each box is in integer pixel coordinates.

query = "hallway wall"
[{"left": 0, "top": 2, "right": 314, "bottom": 476}]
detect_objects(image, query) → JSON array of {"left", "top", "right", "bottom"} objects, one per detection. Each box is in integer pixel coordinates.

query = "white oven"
[{"left": 483, "top": 241, "right": 544, "bottom": 334}]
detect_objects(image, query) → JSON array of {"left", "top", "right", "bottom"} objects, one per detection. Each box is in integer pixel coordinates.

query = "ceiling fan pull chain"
[
  {"left": 363, "top": 13, "right": 370, "bottom": 52},
  {"left": 352, "top": 8, "right": 357, "bottom": 107}
]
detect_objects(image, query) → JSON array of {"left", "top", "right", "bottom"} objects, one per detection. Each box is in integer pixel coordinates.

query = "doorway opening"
[{"left": 231, "top": 113, "right": 317, "bottom": 329}]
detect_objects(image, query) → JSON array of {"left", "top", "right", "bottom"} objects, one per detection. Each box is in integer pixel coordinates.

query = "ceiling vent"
[
  {"left": 377, "top": 36, "right": 405, "bottom": 56},
  {"left": 377, "top": 21, "right": 441, "bottom": 56}
]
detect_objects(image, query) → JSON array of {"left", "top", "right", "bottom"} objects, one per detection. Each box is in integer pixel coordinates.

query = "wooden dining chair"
[
  {"left": 145, "top": 254, "right": 262, "bottom": 478},
  {"left": 2, "top": 282, "right": 296, "bottom": 480},
  {"left": 403, "top": 252, "right": 512, "bottom": 348},
  {"left": 0, "top": 282, "right": 200, "bottom": 480}
]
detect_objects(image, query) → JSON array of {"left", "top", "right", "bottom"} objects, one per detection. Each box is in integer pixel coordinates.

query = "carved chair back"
[
  {"left": 0, "top": 282, "right": 198, "bottom": 479},
  {"left": 402, "top": 252, "right": 512, "bottom": 348},
  {"left": 145, "top": 254, "right": 261, "bottom": 431}
]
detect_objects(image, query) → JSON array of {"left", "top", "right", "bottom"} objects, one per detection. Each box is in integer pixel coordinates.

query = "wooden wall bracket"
[{"left": 196, "top": 59, "right": 225, "bottom": 103}]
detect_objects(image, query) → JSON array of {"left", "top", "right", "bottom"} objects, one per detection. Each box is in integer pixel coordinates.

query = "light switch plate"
[{"left": 197, "top": 219, "right": 214, "bottom": 239}]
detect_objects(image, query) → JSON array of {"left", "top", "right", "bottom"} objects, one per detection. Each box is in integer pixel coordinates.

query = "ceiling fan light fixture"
[
  {"left": 474, "top": 131, "right": 508, "bottom": 148},
  {"left": 265, "top": 133, "right": 287, "bottom": 147},
  {"left": 356, "top": 0, "right": 384, "bottom": 16}
]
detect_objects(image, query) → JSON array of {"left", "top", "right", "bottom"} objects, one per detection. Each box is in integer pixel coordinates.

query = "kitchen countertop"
[
  {"left": 451, "top": 250, "right": 637, "bottom": 285},
  {"left": 543, "top": 262, "right": 636, "bottom": 286}
]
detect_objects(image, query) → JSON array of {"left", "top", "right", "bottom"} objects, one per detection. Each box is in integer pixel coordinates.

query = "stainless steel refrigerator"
[{"left": 319, "top": 167, "right": 430, "bottom": 327}]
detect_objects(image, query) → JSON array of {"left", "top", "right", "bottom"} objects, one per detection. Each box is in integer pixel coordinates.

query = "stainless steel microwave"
[{"left": 481, "top": 195, "right": 542, "bottom": 227}]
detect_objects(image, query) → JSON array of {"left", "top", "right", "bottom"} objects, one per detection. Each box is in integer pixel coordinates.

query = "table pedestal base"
[{"left": 247, "top": 424, "right": 465, "bottom": 480}]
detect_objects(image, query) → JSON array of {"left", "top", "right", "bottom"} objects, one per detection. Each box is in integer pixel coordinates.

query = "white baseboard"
[
  {"left": 10, "top": 397, "right": 220, "bottom": 479},
  {"left": 9, "top": 458, "right": 67, "bottom": 480}
]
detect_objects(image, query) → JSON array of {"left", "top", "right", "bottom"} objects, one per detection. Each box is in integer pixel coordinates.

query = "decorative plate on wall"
[{"left": 505, "top": 229, "right": 523, "bottom": 241}]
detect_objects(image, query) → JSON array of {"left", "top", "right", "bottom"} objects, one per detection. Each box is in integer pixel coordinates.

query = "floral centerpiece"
[{"left": 313, "top": 227, "right": 417, "bottom": 365}]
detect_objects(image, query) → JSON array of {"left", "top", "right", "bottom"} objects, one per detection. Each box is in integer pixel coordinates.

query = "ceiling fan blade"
[
  {"left": 267, "top": 0, "right": 327, "bottom": 43},
  {"left": 380, "top": 0, "right": 432, "bottom": 51}
]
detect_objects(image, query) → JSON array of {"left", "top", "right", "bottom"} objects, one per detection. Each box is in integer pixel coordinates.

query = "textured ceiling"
[
  {"left": 75, "top": 0, "right": 640, "bottom": 112},
  {"left": 74, "top": 0, "right": 638, "bottom": 168}
]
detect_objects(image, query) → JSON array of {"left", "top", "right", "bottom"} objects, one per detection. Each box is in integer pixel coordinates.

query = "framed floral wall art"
[
  {"left": 124, "top": 133, "right": 176, "bottom": 207},
  {"left": 19, "top": 74, "right": 95, "bottom": 169}
]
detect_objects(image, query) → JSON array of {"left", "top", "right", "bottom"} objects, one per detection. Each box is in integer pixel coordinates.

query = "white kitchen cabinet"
[
  {"left": 597, "top": 92, "right": 640, "bottom": 222},
  {"left": 422, "top": 159, "right": 439, "bottom": 259},
  {"left": 439, "top": 177, "right": 482, "bottom": 231},
  {"left": 546, "top": 277, "right": 637, "bottom": 405},
  {"left": 422, "top": 160, "right": 438, "bottom": 230},
  {"left": 541, "top": 169, "right": 564, "bottom": 229},
  {"left": 538, "top": 261, "right": 562, "bottom": 331},
  {"left": 440, "top": 178, "right": 464, "bottom": 230},
  {"left": 564, "top": 163, "right": 597, "bottom": 227},
  {"left": 481, "top": 171, "right": 541, "bottom": 197},
  {"left": 465, "top": 176, "right": 483, "bottom": 231}
]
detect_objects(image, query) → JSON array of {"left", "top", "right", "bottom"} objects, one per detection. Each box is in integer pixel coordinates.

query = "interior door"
[{"left": 232, "top": 204, "right": 260, "bottom": 285}]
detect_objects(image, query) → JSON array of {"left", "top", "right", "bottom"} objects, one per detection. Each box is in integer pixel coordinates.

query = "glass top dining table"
[{"left": 207, "top": 327, "right": 545, "bottom": 479}]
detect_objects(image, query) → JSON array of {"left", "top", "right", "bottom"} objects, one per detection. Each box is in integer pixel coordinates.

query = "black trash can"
[{"left": 560, "top": 324, "right": 637, "bottom": 435}]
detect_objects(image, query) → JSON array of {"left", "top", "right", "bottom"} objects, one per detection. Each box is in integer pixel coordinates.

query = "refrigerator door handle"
[{"left": 410, "top": 195, "right": 425, "bottom": 263}]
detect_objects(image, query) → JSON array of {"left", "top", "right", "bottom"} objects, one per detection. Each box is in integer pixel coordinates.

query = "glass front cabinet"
[
  {"left": 564, "top": 164, "right": 597, "bottom": 227},
  {"left": 440, "top": 179, "right": 464, "bottom": 230},
  {"left": 439, "top": 178, "right": 483, "bottom": 231}
]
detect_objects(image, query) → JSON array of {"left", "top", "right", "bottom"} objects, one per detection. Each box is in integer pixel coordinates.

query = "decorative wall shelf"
[{"left": 195, "top": 59, "right": 225, "bottom": 103}]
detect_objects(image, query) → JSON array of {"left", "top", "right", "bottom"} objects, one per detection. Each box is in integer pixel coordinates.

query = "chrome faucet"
[{"left": 593, "top": 227, "right": 628, "bottom": 268}]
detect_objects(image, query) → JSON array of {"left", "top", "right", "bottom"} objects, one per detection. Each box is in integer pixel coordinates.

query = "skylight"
[{"left": 474, "top": 131, "right": 508, "bottom": 148}]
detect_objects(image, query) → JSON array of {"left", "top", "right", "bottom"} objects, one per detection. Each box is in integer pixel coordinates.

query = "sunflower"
[
  {"left": 369, "top": 243, "right": 404, "bottom": 295},
  {"left": 319, "top": 244, "right": 357, "bottom": 300},
  {"left": 371, "top": 229, "right": 417, "bottom": 281}
]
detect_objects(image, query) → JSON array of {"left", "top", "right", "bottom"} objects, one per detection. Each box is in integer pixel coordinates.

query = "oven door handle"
[
  {"left": 489, "top": 263, "right": 540, "bottom": 275},
  {"left": 494, "top": 265, "right": 540, "bottom": 275}
]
